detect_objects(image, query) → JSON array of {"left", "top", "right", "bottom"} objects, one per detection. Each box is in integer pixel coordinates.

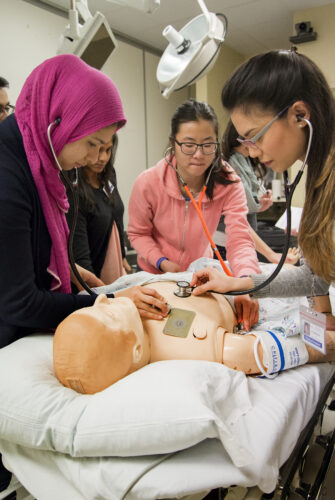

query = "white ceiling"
[{"left": 37, "top": 0, "right": 331, "bottom": 56}]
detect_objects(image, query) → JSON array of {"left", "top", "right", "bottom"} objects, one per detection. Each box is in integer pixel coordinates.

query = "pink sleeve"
[
  {"left": 223, "top": 178, "right": 261, "bottom": 276},
  {"left": 128, "top": 173, "right": 162, "bottom": 269}
]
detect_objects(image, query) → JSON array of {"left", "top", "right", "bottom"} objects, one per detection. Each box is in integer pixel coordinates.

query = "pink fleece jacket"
[{"left": 128, "top": 158, "right": 260, "bottom": 276}]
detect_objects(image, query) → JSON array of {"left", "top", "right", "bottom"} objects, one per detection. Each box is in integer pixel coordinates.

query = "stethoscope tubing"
[
  {"left": 48, "top": 117, "right": 312, "bottom": 299},
  {"left": 47, "top": 119, "right": 98, "bottom": 296},
  {"left": 166, "top": 118, "right": 312, "bottom": 296}
]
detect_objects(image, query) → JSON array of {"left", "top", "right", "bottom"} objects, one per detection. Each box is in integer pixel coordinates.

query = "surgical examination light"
[{"left": 156, "top": 0, "right": 227, "bottom": 99}]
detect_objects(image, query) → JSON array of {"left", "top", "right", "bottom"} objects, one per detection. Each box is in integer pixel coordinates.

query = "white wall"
[
  {"left": 1, "top": 0, "right": 66, "bottom": 100},
  {"left": 1, "top": 0, "right": 189, "bottom": 227},
  {"left": 144, "top": 52, "right": 189, "bottom": 167},
  {"left": 290, "top": 2, "right": 335, "bottom": 208},
  {"left": 196, "top": 44, "right": 245, "bottom": 135},
  {"left": 103, "top": 41, "right": 147, "bottom": 226}
]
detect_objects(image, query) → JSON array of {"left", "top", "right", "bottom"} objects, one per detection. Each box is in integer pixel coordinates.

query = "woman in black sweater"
[
  {"left": 66, "top": 134, "right": 131, "bottom": 283},
  {"left": 0, "top": 55, "right": 168, "bottom": 348}
]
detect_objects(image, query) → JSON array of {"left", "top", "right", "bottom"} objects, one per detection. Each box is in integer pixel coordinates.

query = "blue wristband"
[{"left": 156, "top": 257, "right": 169, "bottom": 270}]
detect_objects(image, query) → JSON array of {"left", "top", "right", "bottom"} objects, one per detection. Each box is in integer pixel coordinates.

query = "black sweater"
[
  {"left": 66, "top": 182, "right": 126, "bottom": 278},
  {"left": 0, "top": 116, "right": 95, "bottom": 348}
]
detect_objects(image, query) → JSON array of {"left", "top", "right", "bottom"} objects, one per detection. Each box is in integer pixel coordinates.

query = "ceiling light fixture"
[{"left": 156, "top": 0, "right": 227, "bottom": 99}]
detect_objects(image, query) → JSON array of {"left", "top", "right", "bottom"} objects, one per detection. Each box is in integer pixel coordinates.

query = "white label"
[{"left": 299, "top": 305, "right": 326, "bottom": 354}]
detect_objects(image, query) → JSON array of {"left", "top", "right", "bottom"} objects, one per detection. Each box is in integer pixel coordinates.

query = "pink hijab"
[{"left": 15, "top": 54, "right": 126, "bottom": 292}]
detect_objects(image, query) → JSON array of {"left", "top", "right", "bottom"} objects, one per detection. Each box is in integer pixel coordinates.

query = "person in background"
[
  {"left": 0, "top": 54, "right": 168, "bottom": 349},
  {"left": 0, "top": 77, "right": 14, "bottom": 123},
  {"left": 128, "top": 98, "right": 261, "bottom": 330},
  {"left": 66, "top": 133, "right": 131, "bottom": 286},
  {"left": 191, "top": 48, "right": 335, "bottom": 335},
  {"left": 217, "top": 119, "right": 299, "bottom": 265}
]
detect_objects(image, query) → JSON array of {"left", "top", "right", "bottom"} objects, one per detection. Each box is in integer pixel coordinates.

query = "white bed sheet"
[{"left": 1, "top": 363, "right": 334, "bottom": 499}]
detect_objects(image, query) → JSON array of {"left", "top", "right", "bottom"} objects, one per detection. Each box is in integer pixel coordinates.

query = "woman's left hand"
[
  {"left": 258, "top": 191, "right": 273, "bottom": 212},
  {"left": 114, "top": 286, "right": 169, "bottom": 320},
  {"left": 234, "top": 295, "right": 259, "bottom": 331},
  {"left": 70, "top": 264, "right": 105, "bottom": 291}
]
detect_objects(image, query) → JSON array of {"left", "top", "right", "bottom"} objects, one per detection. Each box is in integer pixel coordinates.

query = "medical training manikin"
[{"left": 53, "top": 281, "right": 333, "bottom": 394}]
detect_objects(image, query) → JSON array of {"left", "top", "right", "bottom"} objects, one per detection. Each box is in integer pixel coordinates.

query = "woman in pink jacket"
[{"left": 128, "top": 99, "right": 260, "bottom": 329}]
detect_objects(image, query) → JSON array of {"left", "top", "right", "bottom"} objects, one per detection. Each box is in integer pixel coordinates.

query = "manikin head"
[
  {"left": 53, "top": 295, "right": 150, "bottom": 394},
  {"left": 53, "top": 282, "right": 237, "bottom": 394}
]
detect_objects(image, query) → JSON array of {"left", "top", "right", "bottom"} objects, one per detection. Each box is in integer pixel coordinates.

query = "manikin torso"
[{"left": 143, "top": 281, "right": 236, "bottom": 363}]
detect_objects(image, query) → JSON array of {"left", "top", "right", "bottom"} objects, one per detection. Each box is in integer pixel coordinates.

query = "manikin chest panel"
[{"left": 143, "top": 281, "right": 237, "bottom": 363}]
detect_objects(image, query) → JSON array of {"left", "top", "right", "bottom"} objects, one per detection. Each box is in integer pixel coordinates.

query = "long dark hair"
[
  {"left": 168, "top": 98, "right": 236, "bottom": 199},
  {"left": 221, "top": 119, "right": 267, "bottom": 179},
  {"left": 71, "top": 134, "right": 119, "bottom": 212},
  {"left": 221, "top": 49, "right": 335, "bottom": 282}
]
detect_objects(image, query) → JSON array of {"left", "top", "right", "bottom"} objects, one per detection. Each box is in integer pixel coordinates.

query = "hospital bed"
[{"left": 0, "top": 266, "right": 334, "bottom": 500}]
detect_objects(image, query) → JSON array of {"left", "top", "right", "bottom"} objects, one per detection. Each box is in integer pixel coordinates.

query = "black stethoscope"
[
  {"left": 47, "top": 116, "right": 313, "bottom": 298},
  {"left": 47, "top": 118, "right": 98, "bottom": 296},
  {"left": 166, "top": 117, "right": 313, "bottom": 296}
]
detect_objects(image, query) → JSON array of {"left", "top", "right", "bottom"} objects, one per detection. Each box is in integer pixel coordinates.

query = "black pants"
[{"left": 0, "top": 453, "right": 12, "bottom": 493}]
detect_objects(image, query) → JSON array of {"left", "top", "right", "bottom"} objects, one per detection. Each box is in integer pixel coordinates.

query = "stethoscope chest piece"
[{"left": 174, "top": 281, "right": 193, "bottom": 298}]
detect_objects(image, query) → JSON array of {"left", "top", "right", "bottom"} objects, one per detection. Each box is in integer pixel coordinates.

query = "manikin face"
[
  {"left": 57, "top": 124, "right": 117, "bottom": 171},
  {"left": 85, "top": 138, "right": 114, "bottom": 176},
  {"left": 85, "top": 294, "right": 150, "bottom": 369},
  {"left": 0, "top": 87, "right": 9, "bottom": 123},
  {"left": 174, "top": 119, "right": 217, "bottom": 183},
  {"left": 230, "top": 105, "right": 308, "bottom": 173}
]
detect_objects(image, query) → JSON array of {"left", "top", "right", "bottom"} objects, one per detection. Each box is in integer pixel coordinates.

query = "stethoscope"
[
  {"left": 165, "top": 147, "right": 233, "bottom": 276},
  {"left": 47, "top": 119, "right": 97, "bottom": 296},
  {"left": 47, "top": 116, "right": 312, "bottom": 298},
  {"left": 167, "top": 116, "right": 313, "bottom": 296}
]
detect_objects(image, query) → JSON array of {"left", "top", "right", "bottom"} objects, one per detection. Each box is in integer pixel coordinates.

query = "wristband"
[
  {"left": 156, "top": 257, "right": 169, "bottom": 270},
  {"left": 106, "top": 293, "right": 115, "bottom": 298}
]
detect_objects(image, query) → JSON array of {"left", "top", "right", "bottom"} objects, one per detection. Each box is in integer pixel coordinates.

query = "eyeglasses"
[
  {"left": 236, "top": 106, "right": 289, "bottom": 150},
  {"left": 0, "top": 104, "right": 15, "bottom": 117},
  {"left": 175, "top": 139, "right": 218, "bottom": 155}
]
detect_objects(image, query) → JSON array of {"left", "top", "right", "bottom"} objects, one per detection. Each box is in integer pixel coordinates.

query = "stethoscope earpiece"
[
  {"left": 296, "top": 115, "right": 308, "bottom": 126},
  {"left": 47, "top": 119, "right": 63, "bottom": 172}
]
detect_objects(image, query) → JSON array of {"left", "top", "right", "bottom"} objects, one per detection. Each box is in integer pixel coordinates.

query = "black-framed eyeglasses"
[
  {"left": 174, "top": 139, "right": 219, "bottom": 155},
  {"left": 236, "top": 105, "right": 289, "bottom": 151},
  {"left": 0, "top": 104, "right": 15, "bottom": 117}
]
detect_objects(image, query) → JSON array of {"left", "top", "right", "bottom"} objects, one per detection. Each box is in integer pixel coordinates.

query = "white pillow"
[{"left": 0, "top": 335, "right": 252, "bottom": 466}]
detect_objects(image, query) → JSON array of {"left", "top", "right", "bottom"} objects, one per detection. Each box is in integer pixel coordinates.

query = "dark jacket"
[
  {"left": 0, "top": 115, "right": 95, "bottom": 348},
  {"left": 66, "top": 184, "right": 126, "bottom": 278}
]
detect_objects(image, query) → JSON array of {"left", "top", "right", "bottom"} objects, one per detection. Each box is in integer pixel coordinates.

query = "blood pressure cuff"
[{"left": 251, "top": 330, "right": 309, "bottom": 378}]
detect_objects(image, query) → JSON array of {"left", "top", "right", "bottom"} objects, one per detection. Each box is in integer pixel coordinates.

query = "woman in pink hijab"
[{"left": 0, "top": 54, "right": 168, "bottom": 348}]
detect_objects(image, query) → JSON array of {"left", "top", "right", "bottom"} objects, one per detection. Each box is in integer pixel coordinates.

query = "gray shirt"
[{"left": 252, "top": 259, "right": 329, "bottom": 298}]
